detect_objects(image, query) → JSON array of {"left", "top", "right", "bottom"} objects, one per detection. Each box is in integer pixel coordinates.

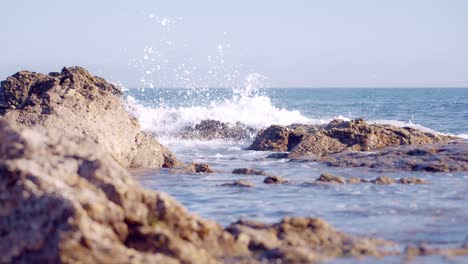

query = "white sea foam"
[{"left": 126, "top": 94, "right": 321, "bottom": 137}]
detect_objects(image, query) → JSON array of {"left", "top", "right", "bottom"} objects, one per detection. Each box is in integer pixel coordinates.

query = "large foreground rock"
[
  {"left": 0, "top": 67, "right": 179, "bottom": 168},
  {"left": 0, "top": 120, "right": 397, "bottom": 263}
]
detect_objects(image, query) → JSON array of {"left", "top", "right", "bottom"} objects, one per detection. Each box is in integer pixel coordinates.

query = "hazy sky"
[{"left": 1, "top": 0, "right": 468, "bottom": 88}]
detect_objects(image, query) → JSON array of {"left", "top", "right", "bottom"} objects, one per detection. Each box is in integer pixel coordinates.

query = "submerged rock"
[
  {"left": 305, "top": 174, "right": 428, "bottom": 186},
  {"left": 0, "top": 119, "right": 401, "bottom": 263},
  {"left": 178, "top": 119, "right": 256, "bottom": 141},
  {"left": 0, "top": 67, "right": 179, "bottom": 168},
  {"left": 232, "top": 168, "right": 267, "bottom": 175},
  {"left": 220, "top": 180, "right": 255, "bottom": 188}
]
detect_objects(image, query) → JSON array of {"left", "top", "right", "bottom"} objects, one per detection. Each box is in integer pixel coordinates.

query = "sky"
[{"left": 1, "top": 0, "right": 468, "bottom": 88}]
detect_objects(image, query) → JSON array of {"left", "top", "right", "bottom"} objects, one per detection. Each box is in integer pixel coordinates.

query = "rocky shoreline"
[{"left": 1, "top": 67, "right": 467, "bottom": 263}]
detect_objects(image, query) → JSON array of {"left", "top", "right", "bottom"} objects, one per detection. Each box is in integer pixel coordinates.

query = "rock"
[
  {"left": 397, "top": 178, "right": 428, "bottom": 184},
  {"left": 291, "top": 119, "right": 456, "bottom": 158},
  {"left": 220, "top": 180, "right": 255, "bottom": 187},
  {"left": 266, "top": 152, "right": 289, "bottom": 159},
  {"left": 184, "top": 163, "right": 214, "bottom": 173},
  {"left": 347, "top": 177, "right": 363, "bottom": 184},
  {"left": 312, "top": 141, "right": 468, "bottom": 172},
  {"left": 371, "top": 176, "right": 396, "bottom": 184},
  {"left": 178, "top": 119, "right": 256, "bottom": 141},
  {"left": 0, "top": 119, "right": 243, "bottom": 263},
  {"left": 248, "top": 119, "right": 457, "bottom": 161},
  {"left": 226, "top": 217, "right": 395, "bottom": 263},
  {"left": 305, "top": 175, "right": 428, "bottom": 185},
  {"left": 315, "top": 173, "right": 346, "bottom": 184},
  {"left": 0, "top": 67, "right": 180, "bottom": 168},
  {"left": 263, "top": 175, "right": 288, "bottom": 184},
  {"left": 405, "top": 244, "right": 468, "bottom": 258},
  {"left": 0, "top": 119, "right": 399, "bottom": 262},
  {"left": 232, "top": 168, "right": 267, "bottom": 175},
  {"left": 247, "top": 124, "right": 322, "bottom": 151}
]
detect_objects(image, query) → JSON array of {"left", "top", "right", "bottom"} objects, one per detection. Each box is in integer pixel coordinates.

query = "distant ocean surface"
[{"left": 126, "top": 88, "right": 468, "bottom": 264}]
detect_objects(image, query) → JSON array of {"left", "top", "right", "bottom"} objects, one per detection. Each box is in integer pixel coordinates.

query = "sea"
[{"left": 126, "top": 87, "right": 468, "bottom": 263}]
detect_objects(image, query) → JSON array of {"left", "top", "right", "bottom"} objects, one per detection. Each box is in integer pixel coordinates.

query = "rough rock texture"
[
  {"left": 264, "top": 176, "right": 289, "bottom": 184},
  {"left": 0, "top": 67, "right": 179, "bottom": 168},
  {"left": 310, "top": 141, "right": 468, "bottom": 172},
  {"left": 220, "top": 180, "right": 255, "bottom": 188},
  {"left": 315, "top": 173, "right": 346, "bottom": 184},
  {"left": 1, "top": 119, "right": 402, "bottom": 263},
  {"left": 226, "top": 218, "right": 395, "bottom": 263},
  {"left": 249, "top": 119, "right": 456, "bottom": 158},
  {"left": 247, "top": 124, "right": 322, "bottom": 151},
  {"left": 232, "top": 168, "right": 267, "bottom": 175},
  {"left": 305, "top": 175, "right": 428, "bottom": 186},
  {"left": 178, "top": 120, "right": 256, "bottom": 141},
  {"left": 184, "top": 163, "right": 215, "bottom": 173}
]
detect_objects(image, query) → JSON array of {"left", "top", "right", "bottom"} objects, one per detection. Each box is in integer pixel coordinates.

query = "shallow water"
[{"left": 128, "top": 88, "right": 468, "bottom": 263}]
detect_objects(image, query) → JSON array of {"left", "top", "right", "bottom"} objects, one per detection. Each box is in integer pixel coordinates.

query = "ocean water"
[{"left": 127, "top": 88, "right": 468, "bottom": 263}]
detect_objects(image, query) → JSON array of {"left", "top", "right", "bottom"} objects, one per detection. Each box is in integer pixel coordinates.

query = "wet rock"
[
  {"left": 263, "top": 175, "right": 289, "bottom": 184},
  {"left": 220, "top": 180, "right": 255, "bottom": 187},
  {"left": 315, "top": 173, "right": 347, "bottom": 184},
  {"left": 248, "top": 119, "right": 457, "bottom": 162},
  {"left": 178, "top": 119, "right": 256, "bottom": 141},
  {"left": 290, "top": 119, "right": 456, "bottom": 158},
  {"left": 314, "top": 141, "right": 468, "bottom": 172},
  {"left": 371, "top": 176, "right": 396, "bottom": 184},
  {"left": 227, "top": 217, "right": 395, "bottom": 262},
  {"left": 397, "top": 177, "right": 428, "bottom": 184},
  {"left": 266, "top": 152, "right": 289, "bottom": 159},
  {"left": 347, "top": 177, "right": 363, "bottom": 184},
  {"left": 184, "top": 162, "right": 214, "bottom": 173},
  {"left": 405, "top": 244, "right": 468, "bottom": 258},
  {"left": 0, "top": 67, "right": 179, "bottom": 168},
  {"left": 232, "top": 168, "right": 267, "bottom": 175},
  {"left": 0, "top": 119, "right": 399, "bottom": 263},
  {"left": 247, "top": 124, "right": 323, "bottom": 151}
]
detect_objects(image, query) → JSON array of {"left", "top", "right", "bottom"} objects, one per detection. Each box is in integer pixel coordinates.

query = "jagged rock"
[
  {"left": 0, "top": 67, "right": 179, "bottom": 168},
  {"left": 232, "top": 168, "right": 267, "bottom": 175},
  {"left": 220, "top": 180, "right": 255, "bottom": 188},
  {"left": 178, "top": 120, "right": 256, "bottom": 141},
  {"left": 184, "top": 163, "right": 214, "bottom": 173},
  {"left": 0, "top": 119, "right": 400, "bottom": 263},
  {"left": 315, "top": 173, "right": 346, "bottom": 184},
  {"left": 247, "top": 124, "right": 322, "bottom": 151},
  {"left": 263, "top": 176, "right": 288, "bottom": 184},
  {"left": 248, "top": 119, "right": 457, "bottom": 160},
  {"left": 226, "top": 217, "right": 395, "bottom": 263},
  {"left": 0, "top": 119, "right": 243, "bottom": 263}
]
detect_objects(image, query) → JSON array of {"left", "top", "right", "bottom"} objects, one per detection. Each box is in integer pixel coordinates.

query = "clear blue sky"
[{"left": 1, "top": 0, "right": 467, "bottom": 88}]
